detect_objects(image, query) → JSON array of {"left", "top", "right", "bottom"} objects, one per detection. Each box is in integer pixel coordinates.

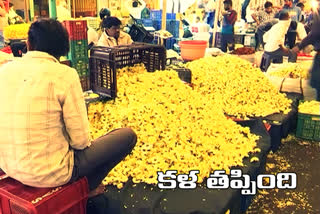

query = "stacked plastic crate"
[
  {"left": 62, "top": 20, "right": 89, "bottom": 91},
  {"left": 149, "top": 10, "right": 180, "bottom": 50}
]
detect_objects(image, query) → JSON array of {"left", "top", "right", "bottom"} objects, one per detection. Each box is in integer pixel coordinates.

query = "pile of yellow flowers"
[
  {"left": 3, "top": 24, "right": 31, "bottom": 40},
  {"left": 186, "top": 55, "right": 292, "bottom": 119},
  {"left": 88, "top": 64, "right": 260, "bottom": 188},
  {"left": 267, "top": 61, "right": 313, "bottom": 79},
  {"left": 298, "top": 101, "right": 320, "bottom": 115}
]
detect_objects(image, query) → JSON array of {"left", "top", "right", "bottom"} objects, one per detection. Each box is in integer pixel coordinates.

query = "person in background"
[
  {"left": 97, "top": 16, "right": 133, "bottom": 47},
  {"left": 87, "top": 27, "right": 99, "bottom": 48},
  {"left": 286, "top": 20, "right": 308, "bottom": 46},
  {"left": 201, "top": 9, "right": 207, "bottom": 22},
  {"left": 205, "top": 0, "right": 216, "bottom": 28},
  {"left": 220, "top": 0, "right": 237, "bottom": 53},
  {"left": 293, "top": 0, "right": 320, "bottom": 100},
  {"left": 8, "top": 3, "right": 24, "bottom": 25},
  {"left": 263, "top": 12, "right": 297, "bottom": 63},
  {"left": 141, "top": 3, "right": 151, "bottom": 19},
  {"left": 252, "top": 1, "right": 277, "bottom": 26},
  {"left": 277, "top": 0, "right": 302, "bottom": 22},
  {"left": 0, "top": 18, "right": 137, "bottom": 201},
  {"left": 255, "top": 18, "right": 279, "bottom": 50},
  {"left": 128, "top": 0, "right": 146, "bottom": 20},
  {"left": 0, "top": 0, "right": 7, "bottom": 48},
  {"left": 296, "top": 2, "right": 305, "bottom": 22},
  {"left": 56, "top": 0, "right": 71, "bottom": 21},
  {"left": 87, "top": 8, "right": 111, "bottom": 48},
  {"left": 100, "top": 8, "right": 111, "bottom": 21}
]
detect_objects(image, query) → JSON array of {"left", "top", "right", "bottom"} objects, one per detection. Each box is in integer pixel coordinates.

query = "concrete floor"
[{"left": 246, "top": 135, "right": 320, "bottom": 214}]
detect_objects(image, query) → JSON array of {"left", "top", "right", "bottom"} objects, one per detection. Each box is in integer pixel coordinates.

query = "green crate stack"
[
  {"left": 296, "top": 113, "right": 320, "bottom": 141},
  {"left": 68, "top": 39, "right": 88, "bottom": 60},
  {"left": 71, "top": 58, "right": 89, "bottom": 77},
  {"left": 67, "top": 39, "right": 89, "bottom": 77}
]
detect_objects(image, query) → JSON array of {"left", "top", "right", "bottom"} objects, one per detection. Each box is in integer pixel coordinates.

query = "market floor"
[{"left": 246, "top": 135, "right": 320, "bottom": 214}]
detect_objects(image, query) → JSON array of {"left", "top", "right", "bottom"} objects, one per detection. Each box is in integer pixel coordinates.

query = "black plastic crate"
[
  {"left": 167, "top": 65, "right": 192, "bottom": 83},
  {"left": 129, "top": 24, "right": 154, "bottom": 43},
  {"left": 89, "top": 43, "right": 166, "bottom": 98},
  {"left": 80, "top": 75, "right": 90, "bottom": 92}
]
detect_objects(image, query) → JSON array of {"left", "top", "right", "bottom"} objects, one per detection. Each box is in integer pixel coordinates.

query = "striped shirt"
[{"left": 0, "top": 51, "right": 90, "bottom": 187}]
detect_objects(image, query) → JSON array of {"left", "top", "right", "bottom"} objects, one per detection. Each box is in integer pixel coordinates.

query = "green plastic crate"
[
  {"left": 68, "top": 39, "right": 88, "bottom": 61},
  {"left": 296, "top": 112, "right": 320, "bottom": 141},
  {"left": 71, "top": 58, "right": 89, "bottom": 77}
]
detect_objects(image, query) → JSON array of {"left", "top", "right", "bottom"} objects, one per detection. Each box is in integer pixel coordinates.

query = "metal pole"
[
  {"left": 161, "top": 0, "right": 167, "bottom": 30},
  {"left": 29, "top": 0, "right": 34, "bottom": 21},
  {"left": 211, "top": 0, "right": 222, "bottom": 47},
  {"left": 72, "top": 0, "right": 75, "bottom": 17},
  {"left": 24, "top": 0, "right": 30, "bottom": 22}
]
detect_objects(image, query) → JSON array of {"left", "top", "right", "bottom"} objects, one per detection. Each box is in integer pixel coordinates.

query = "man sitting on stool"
[{"left": 263, "top": 11, "right": 297, "bottom": 64}]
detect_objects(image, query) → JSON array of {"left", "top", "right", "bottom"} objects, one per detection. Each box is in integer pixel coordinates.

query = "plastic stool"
[
  {"left": 0, "top": 171, "right": 89, "bottom": 214},
  {"left": 260, "top": 53, "right": 283, "bottom": 72}
]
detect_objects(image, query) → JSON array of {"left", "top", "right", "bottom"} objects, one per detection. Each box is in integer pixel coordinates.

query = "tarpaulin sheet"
[{"left": 103, "top": 119, "right": 271, "bottom": 214}]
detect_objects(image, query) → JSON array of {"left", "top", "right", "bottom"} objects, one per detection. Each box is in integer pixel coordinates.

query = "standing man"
[
  {"left": 141, "top": 4, "right": 151, "bottom": 19},
  {"left": 296, "top": 2, "right": 305, "bottom": 22},
  {"left": 277, "top": 0, "right": 302, "bottom": 22},
  {"left": 252, "top": 1, "right": 277, "bottom": 26},
  {"left": 220, "top": 0, "right": 237, "bottom": 53},
  {"left": 293, "top": 1, "right": 320, "bottom": 100},
  {"left": 128, "top": 0, "right": 146, "bottom": 20}
]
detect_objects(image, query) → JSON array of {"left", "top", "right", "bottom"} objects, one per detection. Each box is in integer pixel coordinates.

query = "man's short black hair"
[
  {"left": 28, "top": 19, "right": 69, "bottom": 59},
  {"left": 132, "top": 1, "right": 139, "bottom": 7},
  {"left": 102, "top": 16, "right": 122, "bottom": 29},
  {"left": 223, "top": 0, "right": 232, "bottom": 6},
  {"left": 264, "top": 1, "right": 273, "bottom": 8},
  {"left": 296, "top": 2, "right": 304, "bottom": 8},
  {"left": 279, "top": 11, "right": 289, "bottom": 20}
]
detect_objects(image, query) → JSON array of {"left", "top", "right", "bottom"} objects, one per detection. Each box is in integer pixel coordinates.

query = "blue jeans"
[{"left": 221, "top": 34, "right": 235, "bottom": 53}]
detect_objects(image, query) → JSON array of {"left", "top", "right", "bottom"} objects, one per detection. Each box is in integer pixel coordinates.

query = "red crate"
[
  {"left": 62, "top": 20, "right": 88, "bottom": 40},
  {"left": 0, "top": 172, "right": 89, "bottom": 214}
]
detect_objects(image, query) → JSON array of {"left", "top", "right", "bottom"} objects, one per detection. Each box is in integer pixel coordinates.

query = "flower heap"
[
  {"left": 3, "top": 23, "right": 31, "bottom": 40},
  {"left": 88, "top": 64, "right": 260, "bottom": 188},
  {"left": 267, "top": 61, "right": 313, "bottom": 80},
  {"left": 298, "top": 101, "right": 320, "bottom": 115},
  {"left": 186, "top": 55, "right": 292, "bottom": 119}
]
